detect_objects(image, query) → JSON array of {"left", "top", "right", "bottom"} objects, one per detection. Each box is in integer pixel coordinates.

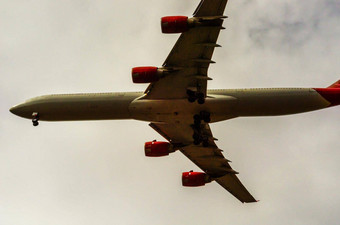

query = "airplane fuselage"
[{"left": 10, "top": 88, "right": 334, "bottom": 123}]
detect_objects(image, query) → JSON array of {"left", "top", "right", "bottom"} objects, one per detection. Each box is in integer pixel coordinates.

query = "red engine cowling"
[
  {"left": 161, "top": 16, "right": 189, "bottom": 33},
  {"left": 144, "top": 141, "right": 173, "bottom": 157},
  {"left": 132, "top": 67, "right": 160, "bottom": 83},
  {"left": 182, "top": 171, "right": 209, "bottom": 187}
]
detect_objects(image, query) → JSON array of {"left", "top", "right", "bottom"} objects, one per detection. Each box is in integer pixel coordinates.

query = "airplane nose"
[
  {"left": 9, "top": 103, "right": 30, "bottom": 118},
  {"left": 9, "top": 104, "right": 21, "bottom": 115}
]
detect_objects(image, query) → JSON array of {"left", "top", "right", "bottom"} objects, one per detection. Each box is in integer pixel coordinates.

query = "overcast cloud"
[{"left": 1, "top": 0, "right": 339, "bottom": 224}]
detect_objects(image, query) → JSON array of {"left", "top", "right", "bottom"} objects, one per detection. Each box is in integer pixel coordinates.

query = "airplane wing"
[
  {"left": 145, "top": 0, "right": 256, "bottom": 203},
  {"left": 144, "top": 0, "right": 228, "bottom": 99},
  {"left": 150, "top": 122, "right": 257, "bottom": 203}
]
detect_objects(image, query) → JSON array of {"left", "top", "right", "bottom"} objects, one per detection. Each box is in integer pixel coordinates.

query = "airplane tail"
[
  {"left": 314, "top": 80, "right": 340, "bottom": 107},
  {"left": 327, "top": 80, "right": 340, "bottom": 88}
]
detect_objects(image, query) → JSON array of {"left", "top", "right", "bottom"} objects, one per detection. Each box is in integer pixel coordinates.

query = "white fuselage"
[{"left": 10, "top": 88, "right": 330, "bottom": 123}]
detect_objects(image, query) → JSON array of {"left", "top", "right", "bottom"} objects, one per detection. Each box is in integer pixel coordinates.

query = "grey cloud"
[
  {"left": 245, "top": 0, "right": 340, "bottom": 51},
  {"left": 1, "top": 0, "right": 339, "bottom": 225}
]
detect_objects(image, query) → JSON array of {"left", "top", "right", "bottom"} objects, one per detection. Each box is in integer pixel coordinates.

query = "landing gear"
[
  {"left": 188, "top": 96, "right": 196, "bottom": 103},
  {"left": 186, "top": 89, "right": 205, "bottom": 104},
  {"left": 196, "top": 92, "right": 205, "bottom": 105},
  {"left": 193, "top": 114, "right": 201, "bottom": 128},
  {"left": 187, "top": 90, "right": 196, "bottom": 103},
  {"left": 202, "top": 137, "right": 209, "bottom": 147},
  {"left": 200, "top": 111, "right": 210, "bottom": 123},
  {"left": 192, "top": 111, "right": 211, "bottom": 146},
  {"left": 32, "top": 112, "right": 39, "bottom": 126},
  {"left": 197, "top": 98, "right": 205, "bottom": 104}
]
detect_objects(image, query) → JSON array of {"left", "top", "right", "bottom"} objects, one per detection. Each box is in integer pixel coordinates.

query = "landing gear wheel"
[
  {"left": 188, "top": 96, "right": 196, "bottom": 103},
  {"left": 192, "top": 133, "right": 200, "bottom": 140},
  {"left": 193, "top": 114, "right": 201, "bottom": 122},
  {"left": 203, "top": 116, "right": 210, "bottom": 123},
  {"left": 196, "top": 92, "right": 205, "bottom": 104},
  {"left": 32, "top": 112, "right": 39, "bottom": 127},
  {"left": 186, "top": 89, "right": 195, "bottom": 96},
  {"left": 187, "top": 90, "right": 196, "bottom": 103},
  {"left": 197, "top": 97, "right": 205, "bottom": 104},
  {"left": 200, "top": 111, "right": 211, "bottom": 123}
]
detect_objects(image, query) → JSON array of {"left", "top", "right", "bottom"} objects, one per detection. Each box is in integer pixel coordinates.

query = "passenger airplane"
[{"left": 10, "top": 0, "right": 340, "bottom": 203}]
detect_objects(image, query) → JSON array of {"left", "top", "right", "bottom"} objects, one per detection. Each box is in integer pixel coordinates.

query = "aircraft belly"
[
  {"left": 37, "top": 101, "right": 129, "bottom": 121},
  {"left": 128, "top": 95, "right": 237, "bottom": 123}
]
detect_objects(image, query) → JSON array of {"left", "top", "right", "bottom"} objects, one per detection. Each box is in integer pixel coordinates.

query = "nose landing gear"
[{"left": 32, "top": 112, "right": 39, "bottom": 126}]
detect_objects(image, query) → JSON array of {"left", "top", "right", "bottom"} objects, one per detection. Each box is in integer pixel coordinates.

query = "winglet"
[{"left": 327, "top": 80, "right": 340, "bottom": 88}]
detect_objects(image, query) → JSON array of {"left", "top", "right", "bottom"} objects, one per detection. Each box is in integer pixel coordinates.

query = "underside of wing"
[
  {"left": 215, "top": 174, "right": 257, "bottom": 203},
  {"left": 143, "top": 0, "right": 229, "bottom": 100},
  {"left": 141, "top": 0, "right": 256, "bottom": 203},
  {"left": 193, "top": 0, "right": 229, "bottom": 17},
  {"left": 149, "top": 122, "right": 257, "bottom": 203}
]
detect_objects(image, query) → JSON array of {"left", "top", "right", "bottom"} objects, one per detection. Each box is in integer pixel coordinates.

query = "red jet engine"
[
  {"left": 161, "top": 16, "right": 189, "bottom": 33},
  {"left": 182, "top": 171, "right": 211, "bottom": 187},
  {"left": 144, "top": 141, "right": 174, "bottom": 157},
  {"left": 132, "top": 67, "right": 163, "bottom": 83}
]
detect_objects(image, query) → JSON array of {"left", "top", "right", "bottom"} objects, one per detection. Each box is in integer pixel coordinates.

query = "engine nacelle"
[
  {"left": 144, "top": 141, "right": 173, "bottom": 157},
  {"left": 132, "top": 67, "right": 163, "bottom": 83},
  {"left": 161, "top": 16, "right": 226, "bottom": 34},
  {"left": 182, "top": 171, "right": 210, "bottom": 187},
  {"left": 161, "top": 16, "right": 189, "bottom": 33}
]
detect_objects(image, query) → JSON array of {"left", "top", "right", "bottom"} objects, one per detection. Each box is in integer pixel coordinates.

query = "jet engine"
[
  {"left": 182, "top": 171, "right": 211, "bottom": 187},
  {"left": 132, "top": 67, "right": 163, "bottom": 83},
  {"left": 161, "top": 16, "right": 189, "bottom": 33},
  {"left": 144, "top": 141, "right": 174, "bottom": 157},
  {"left": 161, "top": 16, "right": 226, "bottom": 34}
]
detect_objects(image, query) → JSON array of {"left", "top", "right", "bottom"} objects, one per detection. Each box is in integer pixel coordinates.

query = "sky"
[{"left": 1, "top": 0, "right": 339, "bottom": 224}]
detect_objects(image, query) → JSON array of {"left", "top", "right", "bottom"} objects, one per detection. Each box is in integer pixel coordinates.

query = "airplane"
[{"left": 9, "top": 0, "right": 340, "bottom": 203}]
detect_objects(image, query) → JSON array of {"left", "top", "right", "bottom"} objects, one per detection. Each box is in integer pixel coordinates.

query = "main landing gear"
[
  {"left": 32, "top": 112, "right": 39, "bottom": 126},
  {"left": 192, "top": 111, "right": 211, "bottom": 147},
  {"left": 187, "top": 90, "right": 205, "bottom": 104}
]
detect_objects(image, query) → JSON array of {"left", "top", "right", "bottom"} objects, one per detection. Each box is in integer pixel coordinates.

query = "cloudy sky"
[{"left": 1, "top": 0, "right": 339, "bottom": 224}]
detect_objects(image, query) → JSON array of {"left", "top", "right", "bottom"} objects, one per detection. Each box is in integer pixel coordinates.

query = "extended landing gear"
[
  {"left": 186, "top": 90, "right": 205, "bottom": 104},
  {"left": 196, "top": 93, "right": 205, "bottom": 105},
  {"left": 199, "top": 111, "right": 211, "bottom": 123},
  {"left": 32, "top": 112, "right": 39, "bottom": 126},
  {"left": 192, "top": 111, "right": 211, "bottom": 147}
]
